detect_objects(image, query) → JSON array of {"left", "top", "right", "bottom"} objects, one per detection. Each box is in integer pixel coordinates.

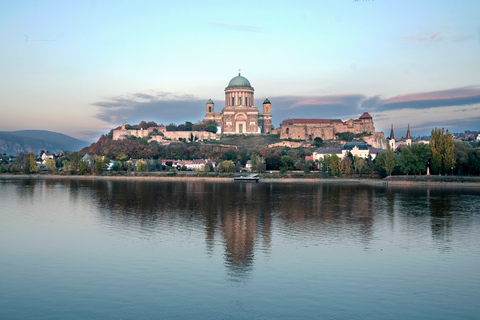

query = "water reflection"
[{"left": 5, "top": 178, "right": 478, "bottom": 281}]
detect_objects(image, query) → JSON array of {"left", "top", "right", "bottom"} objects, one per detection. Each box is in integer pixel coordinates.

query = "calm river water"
[{"left": 1, "top": 178, "right": 479, "bottom": 319}]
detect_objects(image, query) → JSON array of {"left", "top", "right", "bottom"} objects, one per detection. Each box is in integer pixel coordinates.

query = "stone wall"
[
  {"left": 163, "top": 131, "right": 218, "bottom": 141},
  {"left": 113, "top": 129, "right": 218, "bottom": 142}
]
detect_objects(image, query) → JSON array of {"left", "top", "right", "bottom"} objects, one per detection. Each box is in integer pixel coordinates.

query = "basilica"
[{"left": 205, "top": 71, "right": 272, "bottom": 134}]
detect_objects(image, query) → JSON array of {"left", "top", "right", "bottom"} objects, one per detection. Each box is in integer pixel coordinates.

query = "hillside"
[{"left": 0, "top": 130, "right": 90, "bottom": 156}]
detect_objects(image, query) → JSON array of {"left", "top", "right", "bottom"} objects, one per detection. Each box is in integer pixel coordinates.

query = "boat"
[{"left": 234, "top": 173, "right": 260, "bottom": 183}]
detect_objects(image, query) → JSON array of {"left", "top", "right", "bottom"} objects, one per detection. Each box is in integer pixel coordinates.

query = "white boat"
[{"left": 233, "top": 173, "right": 260, "bottom": 183}]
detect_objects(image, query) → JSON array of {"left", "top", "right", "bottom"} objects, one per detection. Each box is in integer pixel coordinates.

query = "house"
[
  {"left": 41, "top": 152, "right": 55, "bottom": 164},
  {"left": 313, "top": 141, "right": 386, "bottom": 163}
]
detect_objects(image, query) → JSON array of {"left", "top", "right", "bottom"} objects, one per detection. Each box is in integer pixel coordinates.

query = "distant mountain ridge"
[{"left": 0, "top": 130, "right": 90, "bottom": 156}]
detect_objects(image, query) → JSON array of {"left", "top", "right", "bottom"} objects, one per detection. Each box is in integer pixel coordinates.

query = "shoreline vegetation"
[{"left": 1, "top": 172, "right": 479, "bottom": 188}]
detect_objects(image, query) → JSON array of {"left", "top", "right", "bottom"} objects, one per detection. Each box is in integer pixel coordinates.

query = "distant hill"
[{"left": 0, "top": 130, "right": 90, "bottom": 156}]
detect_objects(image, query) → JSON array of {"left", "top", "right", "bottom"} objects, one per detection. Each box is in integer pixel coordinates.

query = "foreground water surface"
[{"left": 1, "top": 178, "right": 479, "bottom": 319}]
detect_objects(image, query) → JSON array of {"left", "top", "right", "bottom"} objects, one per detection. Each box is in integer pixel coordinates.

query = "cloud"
[
  {"left": 377, "top": 86, "right": 480, "bottom": 111},
  {"left": 92, "top": 91, "right": 205, "bottom": 126},
  {"left": 91, "top": 86, "right": 480, "bottom": 137},
  {"left": 209, "top": 22, "right": 261, "bottom": 33},
  {"left": 401, "top": 32, "right": 444, "bottom": 41},
  {"left": 401, "top": 29, "right": 473, "bottom": 42}
]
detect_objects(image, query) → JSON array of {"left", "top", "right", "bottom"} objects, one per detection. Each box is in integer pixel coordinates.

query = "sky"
[{"left": 0, "top": 0, "right": 479, "bottom": 142}]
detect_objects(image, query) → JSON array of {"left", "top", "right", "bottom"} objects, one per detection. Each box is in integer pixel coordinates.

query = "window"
[
  {"left": 232, "top": 97, "right": 234, "bottom": 106},
  {"left": 238, "top": 97, "right": 242, "bottom": 105},
  {"left": 209, "top": 107, "right": 211, "bottom": 112}
]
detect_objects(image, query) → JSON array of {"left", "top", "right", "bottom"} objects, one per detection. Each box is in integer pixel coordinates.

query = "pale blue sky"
[{"left": 1, "top": 0, "right": 479, "bottom": 141}]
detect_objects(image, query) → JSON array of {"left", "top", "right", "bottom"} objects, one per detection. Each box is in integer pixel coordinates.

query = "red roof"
[{"left": 359, "top": 112, "right": 372, "bottom": 119}]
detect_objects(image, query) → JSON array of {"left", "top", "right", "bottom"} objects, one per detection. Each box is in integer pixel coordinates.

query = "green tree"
[
  {"left": 79, "top": 160, "right": 89, "bottom": 175},
  {"left": 69, "top": 152, "right": 81, "bottom": 171},
  {"left": 430, "top": 128, "right": 455, "bottom": 174},
  {"left": 313, "top": 137, "right": 324, "bottom": 147},
  {"left": 45, "top": 158, "right": 56, "bottom": 172},
  {"left": 384, "top": 145, "right": 396, "bottom": 176},
  {"left": 219, "top": 160, "right": 235, "bottom": 172},
  {"left": 136, "top": 160, "right": 147, "bottom": 172},
  {"left": 281, "top": 156, "right": 294, "bottom": 171},
  {"left": 205, "top": 120, "right": 218, "bottom": 133},
  {"left": 443, "top": 130, "right": 455, "bottom": 174},
  {"left": 329, "top": 154, "right": 340, "bottom": 175},
  {"left": 0, "top": 163, "right": 6, "bottom": 173},
  {"left": 353, "top": 156, "right": 366, "bottom": 175}
]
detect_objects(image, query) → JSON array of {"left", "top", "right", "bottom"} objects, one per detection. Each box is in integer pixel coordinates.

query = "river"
[{"left": 1, "top": 178, "right": 479, "bottom": 319}]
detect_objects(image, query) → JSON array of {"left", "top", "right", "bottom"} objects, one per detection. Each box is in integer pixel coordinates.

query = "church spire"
[
  {"left": 390, "top": 124, "right": 394, "bottom": 139},
  {"left": 406, "top": 124, "right": 411, "bottom": 140}
]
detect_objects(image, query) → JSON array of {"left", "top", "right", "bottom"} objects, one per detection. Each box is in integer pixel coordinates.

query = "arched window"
[
  {"left": 209, "top": 107, "right": 211, "bottom": 112},
  {"left": 286, "top": 128, "right": 290, "bottom": 135}
]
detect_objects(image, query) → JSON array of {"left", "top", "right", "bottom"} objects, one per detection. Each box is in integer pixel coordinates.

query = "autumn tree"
[{"left": 45, "top": 158, "right": 56, "bottom": 172}]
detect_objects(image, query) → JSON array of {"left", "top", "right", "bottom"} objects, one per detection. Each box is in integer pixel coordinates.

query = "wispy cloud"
[
  {"left": 377, "top": 86, "right": 480, "bottom": 111},
  {"left": 401, "top": 26, "right": 473, "bottom": 42},
  {"left": 209, "top": 22, "right": 261, "bottom": 33},
  {"left": 401, "top": 32, "right": 444, "bottom": 41}
]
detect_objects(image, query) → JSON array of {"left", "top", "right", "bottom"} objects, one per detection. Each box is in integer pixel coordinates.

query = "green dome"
[
  {"left": 206, "top": 98, "right": 214, "bottom": 104},
  {"left": 227, "top": 74, "right": 252, "bottom": 88},
  {"left": 263, "top": 98, "right": 271, "bottom": 104}
]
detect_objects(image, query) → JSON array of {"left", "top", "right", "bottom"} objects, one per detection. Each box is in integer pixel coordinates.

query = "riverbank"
[{"left": 1, "top": 173, "right": 480, "bottom": 188}]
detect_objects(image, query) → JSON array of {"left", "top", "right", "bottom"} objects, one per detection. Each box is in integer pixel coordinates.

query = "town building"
[
  {"left": 312, "top": 141, "right": 386, "bottom": 162},
  {"left": 205, "top": 71, "right": 272, "bottom": 134}
]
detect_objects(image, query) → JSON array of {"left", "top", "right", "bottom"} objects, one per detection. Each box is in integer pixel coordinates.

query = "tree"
[
  {"left": 443, "top": 130, "right": 455, "bottom": 174},
  {"left": 69, "top": 152, "right": 81, "bottom": 171},
  {"left": 251, "top": 154, "right": 265, "bottom": 172},
  {"left": 430, "top": 128, "right": 455, "bottom": 174},
  {"left": 313, "top": 137, "right": 324, "bottom": 147},
  {"left": 45, "top": 158, "right": 56, "bottom": 172},
  {"left": 384, "top": 145, "right": 396, "bottom": 176},
  {"left": 340, "top": 156, "right": 353, "bottom": 174},
  {"left": 28, "top": 152, "right": 37, "bottom": 173},
  {"left": 205, "top": 120, "right": 218, "bottom": 133},
  {"left": 281, "top": 156, "right": 294, "bottom": 171},
  {"left": 353, "top": 156, "right": 366, "bottom": 175},
  {"left": 79, "top": 160, "right": 89, "bottom": 174},
  {"left": 265, "top": 154, "right": 281, "bottom": 170},
  {"left": 136, "top": 160, "right": 147, "bottom": 172},
  {"left": 329, "top": 154, "right": 340, "bottom": 175},
  {"left": 219, "top": 160, "right": 235, "bottom": 172}
]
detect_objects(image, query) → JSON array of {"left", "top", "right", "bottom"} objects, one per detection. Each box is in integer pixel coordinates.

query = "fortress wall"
[{"left": 163, "top": 131, "right": 218, "bottom": 141}]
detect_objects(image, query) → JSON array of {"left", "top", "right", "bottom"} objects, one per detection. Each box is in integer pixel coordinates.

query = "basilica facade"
[{"left": 205, "top": 72, "right": 272, "bottom": 134}]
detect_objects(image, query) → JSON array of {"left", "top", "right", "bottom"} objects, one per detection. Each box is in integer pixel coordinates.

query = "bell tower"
[
  {"left": 205, "top": 98, "right": 214, "bottom": 120},
  {"left": 262, "top": 97, "right": 272, "bottom": 134}
]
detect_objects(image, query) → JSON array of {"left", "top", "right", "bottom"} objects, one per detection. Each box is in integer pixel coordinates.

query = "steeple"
[
  {"left": 405, "top": 124, "right": 412, "bottom": 146},
  {"left": 388, "top": 124, "right": 396, "bottom": 150}
]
